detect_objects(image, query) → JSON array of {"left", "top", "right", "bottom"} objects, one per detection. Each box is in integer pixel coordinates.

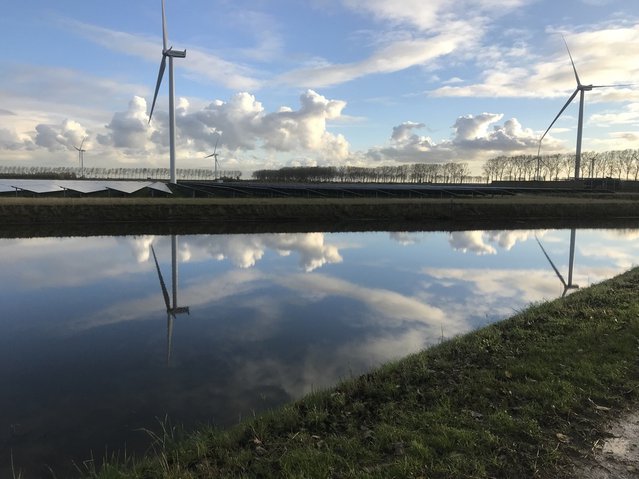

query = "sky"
[{"left": 1, "top": 0, "right": 638, "bottom": 177}]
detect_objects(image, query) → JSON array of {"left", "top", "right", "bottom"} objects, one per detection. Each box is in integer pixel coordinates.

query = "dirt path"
[{"left": 574, "top": 410, "right": 639, "bottom": 478}]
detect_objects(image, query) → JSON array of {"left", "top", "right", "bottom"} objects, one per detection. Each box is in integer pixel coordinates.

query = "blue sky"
[{"left": 1, "top": 0, "right": 638, "bottom": 176}]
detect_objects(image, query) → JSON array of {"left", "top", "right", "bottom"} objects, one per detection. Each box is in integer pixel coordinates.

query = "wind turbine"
[
  {"left": 205, "top": 133, "right": 222, "bottom": 180},
  {"left": 74, "top": 137, "right": 87, "bottom": 179},
  {"left": 148, "top": 0, "right": 186, "bottom": 184},
  {"left": 538, "top": 36, "right": 630, "bottom": 180},
  {"left": 535, "top": 230, "right": 579, "bottom": 298},
  {"left": 151, "top": 237, "right": 189, "bottom": 365}
]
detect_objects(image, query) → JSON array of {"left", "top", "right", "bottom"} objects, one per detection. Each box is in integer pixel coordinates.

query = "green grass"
[{"left": 83, "top": 268, "right": 639, "bottom": 478}]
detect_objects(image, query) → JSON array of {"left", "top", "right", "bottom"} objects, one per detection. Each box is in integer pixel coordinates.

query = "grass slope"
[{"left": 88, "top": 268, "right": 639, "bottom": 479}]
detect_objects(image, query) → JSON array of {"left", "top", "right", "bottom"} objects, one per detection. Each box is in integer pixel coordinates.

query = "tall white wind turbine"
[
  {"left": 148, "top": 0, "right": 186, "bottom": 184},
  {"left": 205, "top": 133, "right": 222, "bottom": 180},
  {"left": 538, "top": 37, "right": 629, "bottom": 179}
]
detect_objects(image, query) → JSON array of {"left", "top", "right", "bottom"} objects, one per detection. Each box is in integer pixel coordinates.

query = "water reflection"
[
  {"left": 150, "top": 236, "right": 190, "bottom": 365},
  {"left": 1, "top": 228, "right": 639, "bottom": 477},
  {"left": 536, "top": 229, "right": 579, "bottom": 297}
]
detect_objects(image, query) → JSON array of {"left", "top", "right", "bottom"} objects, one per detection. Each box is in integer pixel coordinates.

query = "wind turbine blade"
[
  {"left": 80, "top": 137, "right": 86, "bottom": 150},
  {"left": 539, "top": 88, "right": 579, "bottom": 143},
  {"left": 591, "top": 83, "right": 635, "bottom": 88},
  {"left": 562, "top": 36, "right": 581, "bottom": 86},
  {"left": 151, "top": 244, "right": 171, "bottom": 310},
  {"left": 161, "top": 0, "right": 168, "bottom": 51},
  {"left": 148, "top": 56, "right": 167, "bottom": 123},
  {"left": 213, "top": 136, "right": 219, "bottom": 155},
  {"left": 535, "top": 236, "right": 567, "bottom": 287}
]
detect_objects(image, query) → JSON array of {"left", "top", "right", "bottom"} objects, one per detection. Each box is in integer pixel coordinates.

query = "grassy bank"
[
  {"left": 82, "top": 268, "right": 639, "bottom": 478},
  {"left": 2, "top": 195, "right": 639, "bottom": 238}
]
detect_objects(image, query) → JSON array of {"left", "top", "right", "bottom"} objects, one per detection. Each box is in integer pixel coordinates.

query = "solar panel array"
[{"left": 0, "top": 179, "right": 173, "bottom": 195}]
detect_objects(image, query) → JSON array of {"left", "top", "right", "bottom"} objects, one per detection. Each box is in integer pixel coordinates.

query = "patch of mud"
[{"left": 574, "top": 411, "right": 639, "bottom": 478}]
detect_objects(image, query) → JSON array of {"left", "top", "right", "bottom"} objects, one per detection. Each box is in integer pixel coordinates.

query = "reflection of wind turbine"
[
  {"left": 205, "top": 133, "right": 222, "bottom": 180},
  {"left": 538, "top": 36, "right": 632, "bottom": 179},
  {"left": 148, "top": 0, "right": 186, "bottom": 184},
  {"left": 151, "top": 236, "right": 189, "bottom": 365},
  {"left": 535, "top": 229, "right": 579, "bottom": 297},
  {"left": 74, "top": 137, "right": 87, "bottom": 178}
]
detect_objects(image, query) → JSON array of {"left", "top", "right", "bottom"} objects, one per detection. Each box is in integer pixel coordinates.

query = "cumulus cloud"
[
  {"left": 175, "top": 89, "right": 350, "bottom": 159},
  {"left": 368, "top": 113, "right": 541, "bottom": 164},
  {"left": 34, "top": 119, "right": 88, "bottom": 152},
  {"left": 448, "top": 229, "right": 546, "bottom": 255},
  {"left": 449, "top": 231, "right": 497, "bottom": 255},
  {"left": 98, "top": 96, "right": 152, "bottom": 151},
  {"left": 0, "top": 128, "right": 34, "bottom": 151},
  {"left": 198, "top": 233, "right": 343, "bottom": 272}
]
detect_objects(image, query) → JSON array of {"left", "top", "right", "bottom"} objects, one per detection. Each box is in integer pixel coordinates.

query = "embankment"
[
  {"left": 1, "top": 195, "right": 639, "bottom": 237},
  {"left": 85, "top": 267, "right": 639, "bottom": 478}
]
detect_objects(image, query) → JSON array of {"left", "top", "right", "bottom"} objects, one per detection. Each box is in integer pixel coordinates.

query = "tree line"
[
  {"left": 2, "top": 148, "right": 639, "bottom": 183},
  {"left": 483, "top": 150, "right": 639, "bottom": 182},
  {"left": 0, "top": 166, "right": 242, "bottom": 181},
  {"left": 253, "top": 163, "right": 473, "bottom": 183}
]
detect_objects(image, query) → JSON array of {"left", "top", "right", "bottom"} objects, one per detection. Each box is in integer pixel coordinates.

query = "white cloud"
[
  {"left": 34, "top": 119, "right": 88, "bottom": 152},
  {"left": 431, "top": 25, "right": 639, "bottom": 101},
  {"left": 449, "top": 229, "right": 547, "bottom": 255},
  {"left": 368, "top": 114, "right": 542, "bottom": 165},
  {"left": 590, "top": 103, "right": 639, "bottom": 126},
  {"left": 98, "top": 96, "right": 153, "bottom": 152},
  {"left": 67, "top": 20, "right": 262, "bottom": 91},
  {"left": 277, "top": 33, "right": 466, "bottom": 88},
  {"left": 175, "top": 89, "right": 350, "bottom": 159},
  {"left": 277, "top": 273, "right": 456, "bottom": 328},
  {"left": 449, "top": 231, "right": 496, "bottom": 255},
  {"left": 196, "top": 233, "right": 343, "bottom": 272}
]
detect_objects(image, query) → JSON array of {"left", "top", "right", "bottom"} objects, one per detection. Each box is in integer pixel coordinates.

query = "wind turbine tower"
[
  {"left": 538, "top": 37, "right": 628, "bottom": 179},
  {"left": 149, "top": 0, "right": 186, "bottom": 184},
  {"left": 74, "top": 137, "right": 87, "bottom": 179},
  {"left": 151, "top": 237, "right": 189, "bottom": 366},
  {"left": 535, "top": 230, "right": 579, "bottom": 298}
]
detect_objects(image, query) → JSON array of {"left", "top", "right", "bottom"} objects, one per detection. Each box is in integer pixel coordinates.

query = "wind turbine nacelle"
[{"left": 165, "top": 48, "right": 186, "bottom": 58}]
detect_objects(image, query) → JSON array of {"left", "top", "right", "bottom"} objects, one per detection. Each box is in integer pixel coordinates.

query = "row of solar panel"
[{"left": 0, "top": 180, "right": 173, "bottom": 195}]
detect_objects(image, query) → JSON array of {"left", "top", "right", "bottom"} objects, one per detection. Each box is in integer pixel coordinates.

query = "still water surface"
[{"left": 1, "top": 228, "right": 638, "bottom": 476}]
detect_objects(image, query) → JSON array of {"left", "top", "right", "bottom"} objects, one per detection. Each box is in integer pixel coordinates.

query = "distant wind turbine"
[
  {"left": 151, "top": 237, "right": 189, "bottom": 365},
  {"left": 148, "top": 0, "right": 186, "bottom": 184},
  {"left": 205, "top": 132, "right": 222, "bottom": 180},
  {"left": 538, "top": 36, "right": 631, "bottom": 179},
  {"left": 74, "top": 137, "right": 87, "bottom": 179},
  {"left": 535, "top": 229, "right": 579, "bottom": 298}
]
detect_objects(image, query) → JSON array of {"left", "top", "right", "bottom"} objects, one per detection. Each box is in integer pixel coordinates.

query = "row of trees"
[
  {"left": 483, "top": 150, "right": 639, "bottom": 182},
  {"left": 0, "top": 166, "right": 241, "bottom": 181},
  {"left": 3, "top": 149, "right": 639, "bottom": 184},
  {"left": 253, "top": 163, "right": 473, "bottom": 183}
]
